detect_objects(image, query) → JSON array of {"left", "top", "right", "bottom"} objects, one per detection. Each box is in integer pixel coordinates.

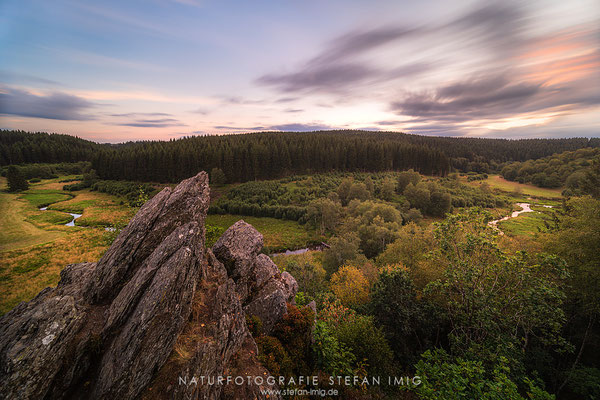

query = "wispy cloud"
[
  {"left": 109, "top": 116, "right": 186, "bottom": 128},
  {"left": 267, "top": 123, "right": 333, "bottom": 131},
  {"left": 0, "top": 86, "right": 95, "bottom": 120}
]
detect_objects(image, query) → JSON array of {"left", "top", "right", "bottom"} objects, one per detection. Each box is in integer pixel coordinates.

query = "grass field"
[
  {"left": 0, "top": 189, "right": 66, "bottom": 252},
  {"left": 497, "top": 204, "right": 556, "bottom": 237},
  {"left": 206, "top": 214, "right": 323, "bottom": 252},
  {"left": 0, "top": 229, "right": 109, "bottom": 315},
  {"left": 0, "top": 177, "right": 131, "bottom": 314},
  {"left": 466, "top": 175, "right": 562, "bottom": 199}
]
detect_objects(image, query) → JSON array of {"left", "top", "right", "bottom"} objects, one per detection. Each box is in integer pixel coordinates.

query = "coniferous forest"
[{"left": 2, "top": 130, "right": 599, "bottom": 183}]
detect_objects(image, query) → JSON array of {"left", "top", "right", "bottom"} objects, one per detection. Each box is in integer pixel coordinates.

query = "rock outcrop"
[
  {"left": 213, "top": 221, "right": 297, "bottom": 333},
  {"left": 0, "top": 171, "right": 297, "bottom": 400}
]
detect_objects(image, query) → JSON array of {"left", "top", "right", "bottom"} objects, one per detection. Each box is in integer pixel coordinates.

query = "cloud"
[
  {"left": 445, "top": 2, "right": 527, "bottom": 53},
  {"left": 391, "top": 70, "right": 600, "bottom": 126},
  {"left": 0, "top": 86, "right": 95, "bottom": 120},
  {"left": 256, "top": 23, "right": 426, "bottom": 94},
  {"left": 218, "top": 96, "right": 264, "bottom": 105},
  {"left": 109, "top": 112, "right": 173, "bottom": 117},
  {"left": 213, "top": 125, "right": 266, "bottom": 131},
  {"left": 255, "top": 2, "right": 532, "bottom": 96},
  {"left": 258, "top": 63, "right": 381, "bottom": 93},
  {"left": 0, "top": 71, "right": 61, "bottom": 86},
  {"left": 392, "top": 75, "right": 541, "bottom": 121},
  {"left": 267, "top": 123, "right": 333, "bottom": 131},
  {"left": 311, "top": 26, "right": 418, "bottom": 66},
  {"left": 108, "top": 114, "right": 187, "bottom": 128}
]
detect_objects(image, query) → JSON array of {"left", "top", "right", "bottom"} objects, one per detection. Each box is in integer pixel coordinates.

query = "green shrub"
[
  {"left": 313, "top": 321, "right": 355, "bottom": 376},
  {"left": 413, "top": 349, "right": 554, "bottom": 400}
]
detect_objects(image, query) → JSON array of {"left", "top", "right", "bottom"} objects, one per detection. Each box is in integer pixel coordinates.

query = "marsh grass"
[
  {"left": 206, "top": 214, "right": 323, "bottom": 252},
  {"left": 0, "top": 229, "right": 109, "bottom": 314}
]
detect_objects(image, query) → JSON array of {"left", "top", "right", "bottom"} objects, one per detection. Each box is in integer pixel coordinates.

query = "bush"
[
  {"left": 271, "top": 304, "right": 315, "bottom": 375},
  {"left": 256, "top": 336, "right": 293, "bottom": 376},
  {"left": 413, "top": 349, "right": 554, "bottom": 400},
  {"left": 369, "top": 268, "right": 441, "bottom": 363},
  {"left": 330, "top": 266, "right": 370, "bottom": 307},
  {"left": 319, "top": 299, "right": 394, "bottom": 377},
  {"left": 313, "top": 321, "right": 355, "bottom": 376}
]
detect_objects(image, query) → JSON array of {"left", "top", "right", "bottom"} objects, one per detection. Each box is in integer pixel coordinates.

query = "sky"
[{"left": 0, "top": 0, "right": 599, "bottom": 143}]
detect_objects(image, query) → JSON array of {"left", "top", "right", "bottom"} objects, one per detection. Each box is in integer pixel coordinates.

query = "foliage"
[
  {"left": 545, "top": 196, "right": 600, "bottom": 316},
  {"left": 313, "top": 321, "right": 355, "bottom": 376},
  {"left": 397, "top": 169, "right": 421, "bottom": 193},
  {"left": 369, "top": 268, "right": 441, "bottom": 364},
  {"left": 426, "top": 209, "right": 569, "bottom": 371},
  {"left": 376, "top": 222, "right": 438, "bottom": 288},
  {"left": 343, "top": 200, "right": 403, "bottom": 257},
  {"left": 205, "top": 225, "right": 225, "bottom": 248},
  {"left": 209, "top": 167, "right": 226, "bottom": 185},
  {"left": 322, "top": 233, "right": 362, "bottom": 276},
  {"left": 90, "top": 180, "right": 156, "bottom": 206},
  {"left": 271, "top": 304, "right": 315, "bottom": 375},
  {"left": 7, "top": 166, "right": 29, "bottom": 192},
  {"left": 563, "top": 366, "right": 600, "bottom": 399},
  {"left": 256, "top": 336, "right": 293, "bottom": 377},
  {"left": 245, "top": 314, "right": 263, "bottom": 337},
  {"left": 319, "top": 299, "right": 394, "bottom": 377},
  {"left": 580, "top": 156, "right": 600, "bottom": 198},
  {"left": 413, "top": 349, "right": 554, "bottom": 400},
  {"left": 0, "top": 161, "right": 91, "bottom": 180},
  {"left": 306, "top": 197, "right": 342, "bottom": 234},
  {"left": 283, "top": 260, "right": 327, "bottom": 299},
  {"left": 501, "top": 148, "right": 600, "bottom": 189},
  {"left": 330, "top": 266, "right": 370, "bottom": 307}
]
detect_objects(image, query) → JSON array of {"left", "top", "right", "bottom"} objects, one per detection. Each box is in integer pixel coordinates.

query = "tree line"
[{"left": 2, "top": 130, "right": 599, "bottom": 183}]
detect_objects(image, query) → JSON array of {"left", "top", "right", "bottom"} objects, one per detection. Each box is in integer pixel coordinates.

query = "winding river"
[
  {"left": 39, "top": 207, "right": 83, "bottom": 227},
  {"left": 488, "top": 203, "right": 534, "bottom": 235}
]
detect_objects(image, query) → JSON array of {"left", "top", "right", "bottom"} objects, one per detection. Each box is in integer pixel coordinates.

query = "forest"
[
  {"left": 2, "top": 130, "right": 600, "bottom": 183},
  {"left": 501, "top": 147, "right": 600, "bottom": 192},
  {"left": 1, "top": 130, "right": 600, "bottom": 399}
]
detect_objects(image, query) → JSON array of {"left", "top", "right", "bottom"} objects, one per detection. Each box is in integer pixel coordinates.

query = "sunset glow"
[{"left": 1, "top": 0, "right": 598, "bottom": 142}]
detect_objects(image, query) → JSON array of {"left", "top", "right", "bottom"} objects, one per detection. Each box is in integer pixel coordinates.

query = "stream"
[
  {"left": 270, "top": 243, "right": 329, "bottom": 257},
  {"left": 488, "top": 203, "right": 534, "bottom": 235},
  {"left": 39, "top": 207, "right": 83, "bottom": 227}
]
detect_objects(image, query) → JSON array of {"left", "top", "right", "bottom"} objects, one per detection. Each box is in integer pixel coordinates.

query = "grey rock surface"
[
  {"left": 0, "top": 171, "right": 296, "bottom": 400},
  {"left": 212, "top": 221, "right": 298, "bottom": 334}
]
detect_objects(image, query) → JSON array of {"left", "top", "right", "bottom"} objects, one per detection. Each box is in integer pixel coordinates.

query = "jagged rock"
[
  {"left": 142, "top": 249, "right": 258, "bottom": 400},
  {"left": 92, "top": 222, "right": 204, "bottom": 399},
  {"left": 0, "top": 171, "right": 297, "bottom": 400},
  {"left": 212, "top": 221, "right": 298, "bottom": 334},
  {"left": 86, "top": 172, "right": 210, "bottom": 304},
  {"left": 213, "top": 220, "right": 263, "bottom": 280},
  {"left": 0, "top": 284, "right": 89, "bottom": 400},
  {"left": 253, "top": 254, "right": 279, "bottom": 289}
]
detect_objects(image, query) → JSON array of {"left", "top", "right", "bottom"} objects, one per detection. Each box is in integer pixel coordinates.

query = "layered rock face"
[{"left": 0, "top": 172, "right": 297, "bottom": 400}]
